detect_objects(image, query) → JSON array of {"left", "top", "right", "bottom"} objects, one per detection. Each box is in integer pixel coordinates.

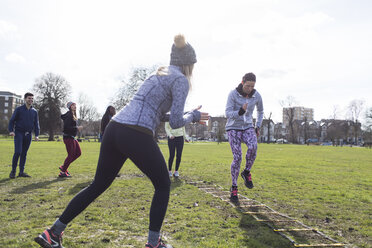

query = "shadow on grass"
[
  {"left": 11, "top": 178, "right": 62, "bottom": 194},
  {"left": 0, "top": 178, "right": 12, "bottom": 185},
  {"left": 170, "top": 177, "right": 183, "bottom": 191},
  {"left": 68, "top": 180, "right": 92, "bottom": 195},
  {"left": 237, "top": 209, "right": 293, "bottom": 247}
]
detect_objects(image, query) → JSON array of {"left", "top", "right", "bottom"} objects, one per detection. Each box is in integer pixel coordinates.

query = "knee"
[
  {"left": 232, "top": 155, "right": 242, "bottom": 164},
  {"left": 13, "top": 151, "right": 21, "bottom": 157}
]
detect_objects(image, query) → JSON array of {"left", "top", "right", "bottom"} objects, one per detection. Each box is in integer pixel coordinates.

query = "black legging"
[
  {"left": 167, "top": 136, "right": 184, "bottom": 171},
  {"left": 59, "top": 121, "right": 170, "bottom": 232}
]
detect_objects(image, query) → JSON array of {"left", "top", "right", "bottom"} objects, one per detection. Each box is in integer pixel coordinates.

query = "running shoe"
[
  {"left": 241, "top": 170, "right": 254, "bottom": 189},
  {"left": 18, "top": 172, "right": 31, "bottom": 177},
  {"left": 173, "top": 171, "right": 179, "bottom": 177},
  {"left": 58, "top": 171, "right": 71, "bottom": 178},
  {"left": 34, "top": 229, "right": 64, "bottom": 248},
  {"left": 9, "top": 171, "right": 16, "bottom": 179},
  {"left": 230, "top": 186, "right": 238, "bottom": 201},
  {"left": 168, "top": 171, "right": 172, "bottom": 177},
  {"left": 59, "top": 166, "right": 70, "bottom": 176},
  {"left": 145, "top": 239, "right": 172, "bottom": 248}
]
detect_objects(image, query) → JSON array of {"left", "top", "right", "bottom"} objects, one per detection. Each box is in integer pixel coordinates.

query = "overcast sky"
[{"left": 1, "top": 0, "right": 371, "bottom": 123}]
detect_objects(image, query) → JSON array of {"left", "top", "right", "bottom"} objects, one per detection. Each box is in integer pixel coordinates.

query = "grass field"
[{"left": 0, "top": 139, "right": 371, "bottom": 247}]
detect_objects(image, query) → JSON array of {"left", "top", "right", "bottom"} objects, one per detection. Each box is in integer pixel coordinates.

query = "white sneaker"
[
  {"left": 169, "top": 171, "right": 173, "bottom": 177},
  {"left": 174, "top": 171, "right": 179, "bottom": 177}
]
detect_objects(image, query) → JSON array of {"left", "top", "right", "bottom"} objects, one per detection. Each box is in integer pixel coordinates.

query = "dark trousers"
[
  {"left": 167, "top": 136, "right": 184, "bottom": 171},
  {"left": 11, "top": 131, "right": 32, "bottom": 174},
  {"left": 61, "top": 137, "right": 81, "bottom": 171},
  {"left": 59, "top": 121, "right": 170, "bottom": 232}
]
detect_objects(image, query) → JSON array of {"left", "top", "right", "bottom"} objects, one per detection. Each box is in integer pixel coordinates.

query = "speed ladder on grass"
[{"left": 186, "top": 180, "right": 346, "bottom": 248}]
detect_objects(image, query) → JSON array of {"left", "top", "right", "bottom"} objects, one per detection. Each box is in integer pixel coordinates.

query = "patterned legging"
[{"left": 227, "top": 128, "right": 257, "bottom": 186}]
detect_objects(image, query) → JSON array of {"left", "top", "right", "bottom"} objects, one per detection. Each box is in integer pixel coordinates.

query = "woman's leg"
[
  {"left": 175, "top": 136, "right": 184, "bottom": 171},
  {"left": 242, "top": 128, "right": 257, "bottom": 171},
  {"left": 167, "top": 138, "right": 176, "bottom": 171},
  {"left": 61, "top": 138, "right": 76, "bottom": 172},
  {"left": 227, "top": 130, "right": 243, "bottom": 187},
  {"left": 57, "top": 124, "right": 127, "bottom": 225}
]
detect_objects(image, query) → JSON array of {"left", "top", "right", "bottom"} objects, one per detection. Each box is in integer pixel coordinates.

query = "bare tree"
[
  {"left": 112, "top": 65, "right": 159, "bottom": 110},
  {"left": 280, "top": 96, "right": 297, "bottom": 143},
  {"left": 365, "top": 107, "right": 372, "bottom": 128},
  {"left": 264, "top": 112, "right": 272, "bottom": 143},
  {"left": 330, "top": 105, "right": 341, "bottom": 119},
  {"left": 347, "top": 99, "right": 365, "bottom": 144},
  {"left": 33, "top": 72, "right": 70, "bottom": 141},
  {"left": 78, "top": 92, "right": 99, "bottom": 122}
]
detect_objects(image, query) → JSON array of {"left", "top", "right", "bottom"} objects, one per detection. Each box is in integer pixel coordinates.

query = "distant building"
[
  {"left": 283, "top": 106, "right": 313, "bottom": 126},
  {"left": 0, "top": 91, "right": 24, "bottom": 133}
]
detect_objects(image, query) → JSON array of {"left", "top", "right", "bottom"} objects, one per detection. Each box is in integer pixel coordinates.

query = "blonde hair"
[
  {"left": 156, "top": 65, "right": 193, "bottom": 91},
  {"left": 71, "top": 109, "right": 77, "bottom": 121}
]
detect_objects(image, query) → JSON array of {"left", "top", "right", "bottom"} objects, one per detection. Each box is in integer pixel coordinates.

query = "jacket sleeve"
[
  {"left": 168, "top": 77, "right": 199, "bottom": 129},
  {"left": 8, "top": 108, "right": 18, "bottom": 132},
  {"left": 164, "top": 122, "right": 172, "bottom": 137},
  {"left": 225, "top": 91, "right": 240, "bottom": 120},
  {"left": 34, "top": 110, "right": 40, "bottom": 136},
  {"left": 255, "top": 95, "right": 264, "bottom": 128},
  {"left": 101, "top": 115, "right": 109, "bottom": 134}
]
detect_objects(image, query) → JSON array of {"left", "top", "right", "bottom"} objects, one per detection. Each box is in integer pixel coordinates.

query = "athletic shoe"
[
  {"left": 34, "top": 229, "right": 64, "bottom": 248},
  {"left": 145, "top": 239, "right": 172, "bottom": 248},
  {"left": 173, "top": 171, "right": 179, "bottom": 177},
  {"left": 241, "top": 170, "right": 254, "bottom": 189},
  {"left": 230, "top": 186, "right": 238, "bottom": 201},
  {"left": 58, "top": 171, "right": 71, "bottom": 178},
  {"left": 168, "top": 171, "right": 172, "bottom": 177},
  {"left": 9, "top": 171, "right": 16, "bottom": 179},
  {"left": 18, "top": 172, "right": 31, "bottom": 177},
  {"left": 59, "top": 166, "right": 70, "bottom": 176}
]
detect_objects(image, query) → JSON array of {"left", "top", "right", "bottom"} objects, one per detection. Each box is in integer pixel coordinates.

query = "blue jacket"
[
  {"left": 8, "top": 105, "right": 40, "bottom": 136},
  {"left": 113, "top": 65, "right": 200, "bottom": 134},
  {"left": 225, "top": 89, "right": 264, "bottom": 131}
]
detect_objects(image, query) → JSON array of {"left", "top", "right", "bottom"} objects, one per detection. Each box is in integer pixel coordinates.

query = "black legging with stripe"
[{"left": 59, "top": 121, "right": 170, "bottom": 232}]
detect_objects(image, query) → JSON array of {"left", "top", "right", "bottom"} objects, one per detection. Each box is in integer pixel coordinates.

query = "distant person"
[
  {"left": 225, "top": 73, "right": 263, "bottom": 201},
  {"left": 35, "top": 34, "right": 209, "bottom": 248},
  {"left": 8, "top": 92, "right": 40, "bottom": 179},
  {"left": 58, "top": 101, "right": 83, "bottom": 177},
  {"left": 100, "top": 105, "right": 116, "bottom": 139},
  {"left": 165, "top": 120, "right": 190, "bottom": 177}
]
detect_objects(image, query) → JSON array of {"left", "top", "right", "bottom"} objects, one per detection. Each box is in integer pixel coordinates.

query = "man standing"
[{"left": 8, "top": 92, "right": 40, "bottom": 178}]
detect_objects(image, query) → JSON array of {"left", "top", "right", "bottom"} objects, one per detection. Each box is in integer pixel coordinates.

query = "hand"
[
  {"left": 170, "top": 136, "right": 175, "bottom": 139},
  {"left": 199, "top": 112, "right": 210, "bottom": 125},
  {"left": 193, "top": 105, "right": 202, "bottom": 111},
  {"left": 35, "top": 136, "right": 39, "bottom": 141},
  {"left": 255, "top": 128, "right": 260, "bottom": 137},
  {"left": 78, "top": 126, "right": 83, "bottom": 131},
  {"left": 242, "top": 103, "right": 248, "bottom": 111},
  {"left": 9, "top": 132, "right": 15, "bottom": 136}
]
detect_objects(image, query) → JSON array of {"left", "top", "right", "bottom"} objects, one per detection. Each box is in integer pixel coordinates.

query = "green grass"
[{"left": 0, "top": 140, "right": 371, "bottom": 247}]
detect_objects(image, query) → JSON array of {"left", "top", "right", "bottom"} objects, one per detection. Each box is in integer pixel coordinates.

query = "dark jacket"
[
  {"left": 61, "top": 111, "right": 78, "bottom": 138},
  {"left": 100, "top": 107, "right": 113, "bottom": 135},
  {"left": 8, "top": 104, "right": 40, "bottom": 136}
]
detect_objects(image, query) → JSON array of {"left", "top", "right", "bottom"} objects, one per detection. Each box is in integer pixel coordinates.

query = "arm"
[
  {"left": 255, "top": 95, "right": 264, "bottom": 128},
  {"left": 168, "top": 77, "right": 200, "bottom": 129},
  {"left": 34, "top": 110, "right": 40, "bottom": 137},
  {"left": 8, "top": 108, "right": 18, "bottom": 133},
  {"left": 225, "top": 91, "right": 243, "bottom": 119},
  {"left": 164, "top": 122, "right": 172, "bottom": 137}
]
